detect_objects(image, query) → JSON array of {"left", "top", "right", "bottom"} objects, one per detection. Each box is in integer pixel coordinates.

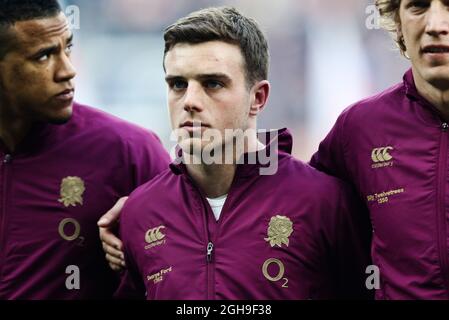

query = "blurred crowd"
[{"left": 64, "top": 0, "right": 410, "bottom": 160}]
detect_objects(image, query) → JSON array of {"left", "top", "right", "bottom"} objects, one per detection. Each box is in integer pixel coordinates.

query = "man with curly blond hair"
[{"left": 311, "top": 0, "right": 449, "bottom": 299}]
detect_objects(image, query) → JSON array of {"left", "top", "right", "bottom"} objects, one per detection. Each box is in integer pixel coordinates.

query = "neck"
[
  {"left": 185, "top": 130, "right": 264, "bottom": 198},
  {"left": 0, "top": 106, "right": 32, "bottom": 152},
  {"left": 187, "top": 163, "right": 236, "bottom": 199},
  {"left": 414, "top": 71, "right": 449, "bottom": 121}
]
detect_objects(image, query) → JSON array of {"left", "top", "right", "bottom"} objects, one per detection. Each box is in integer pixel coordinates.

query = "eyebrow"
[
  {"left": 165, "top": 73, "right": 232, "bottom": 83},
  {"left": 30, "top": 33, "right": 74, "bottom": 58}
]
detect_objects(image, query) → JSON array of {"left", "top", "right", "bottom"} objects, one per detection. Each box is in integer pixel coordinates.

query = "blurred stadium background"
[{"left": 63, "top": 0, "right": 410, "bottom": 161}]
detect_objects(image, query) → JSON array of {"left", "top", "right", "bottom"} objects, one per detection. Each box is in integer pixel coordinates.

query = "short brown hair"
[
  {"left": 163, "top": 6, "right": 269, "bottom": 87},
  {"left": 375, "top": 0, "right": 406, "bottom": 55}
]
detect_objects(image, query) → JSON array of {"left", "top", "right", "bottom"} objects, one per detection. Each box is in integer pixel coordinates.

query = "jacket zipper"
[
  {"left": 206, "top": 241, "right": 214, "bottom": 299},
  {"left": 202, "top": 208, "right": 214, "bottom": 300},
  {"left": 0, "top": 153, "right": 12, "bottom": 279},
  {"left": 204, "top": 178, "right": 241, "bottom": 300},
  {"left": 437, "top": 122, "right": 449, "bottom": 297},
  {"left": 206, "top": 242, "right": 214, "bottom": 262},
  {"left": 197, "top": 188, "right": 214, "bottom": 300},
  {"left": 194, "top": 168, "right": 240, "bottom": 300}
]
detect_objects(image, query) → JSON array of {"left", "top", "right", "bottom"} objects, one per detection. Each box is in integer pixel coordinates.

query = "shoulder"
[
  {"left": 338, "top": 81, "right": 405, "bottom": 125},
  {"left": 72, "top": 102, "right": 163, "bottom": 146},
  {"left": 279, "top": 155, "right": 356, "bottom": 209},
  {"left": 121, "top": 168, "right": 178, "bottom": 221}
]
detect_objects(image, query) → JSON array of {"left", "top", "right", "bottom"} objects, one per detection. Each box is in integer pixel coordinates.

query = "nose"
[
  {"left": 183, "top": 82, "right": 204, "bottom": 113},
  {"left": 54, "top": 52, "right": 76, "bottom": 83},
  {"left": 425, "top": 2, "right": 449, "bottom": 37}
]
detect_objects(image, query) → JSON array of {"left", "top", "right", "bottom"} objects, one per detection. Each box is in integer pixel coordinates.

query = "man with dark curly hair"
[{"left": 311, "top": 0, "right": 449, "bottom": 299}]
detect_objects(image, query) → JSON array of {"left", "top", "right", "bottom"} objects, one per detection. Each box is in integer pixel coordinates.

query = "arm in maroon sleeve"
[
  {"left": 114, "top": 202, "right": 146, "bottom": 300},
  {"left": 114, "top": 267, "right": 146, "bottom": 300},
  {"left": 125, "top": 129, "right": 171, "bottom": 188},
  {"left": 98, "top": 129, "right": 170, "bottom": 273},
  {"left": 330, "top": 181, "right": 373, "bottom": 299}
]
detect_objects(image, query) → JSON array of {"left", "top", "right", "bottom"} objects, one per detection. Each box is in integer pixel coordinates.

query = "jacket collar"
[
  {"left": 0, "top": 103, "right": 80, "bottom": 156},
  {"left": 0, "top": 121, "right": 53, "bottom": 155},
  {"left": 404, "top": 68, "right": 446, "bottom": 121}
]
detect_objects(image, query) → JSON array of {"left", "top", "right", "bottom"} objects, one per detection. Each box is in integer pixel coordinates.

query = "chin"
[
  {"left": 179, "top": 138, "right": 203, "bottom": 156},
  {"left": 47, "top": 109, "right": 73, "bottom": 125},
  {"left": 425, "top": 69, "right": 449, "bottom": 91},
  {"left": 48, "top": 117, "right": 71, "bottom": 125}
]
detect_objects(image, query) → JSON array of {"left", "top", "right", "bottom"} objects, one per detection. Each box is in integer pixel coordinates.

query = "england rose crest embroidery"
[
  {"left": 58, "top": 176, "right": 85, "bottom": 207},
  {"left": 264, "top": 215, "right": 293, "bottom": 248}
]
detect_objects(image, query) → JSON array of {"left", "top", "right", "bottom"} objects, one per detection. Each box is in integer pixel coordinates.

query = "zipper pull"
[
  {"left": 442, "top": 123, "right": 449, "bottom": 132},
  {"left": 206, "top": 242, "right": 214, "bottom": 263}
]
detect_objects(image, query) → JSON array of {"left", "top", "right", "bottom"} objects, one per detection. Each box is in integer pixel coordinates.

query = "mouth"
[
  {"left": 422, "top": 45, "right": 449, "bottom": 55},
  {"left": 54, "top": 88, "right": 75, "bottom": 102},
  {"left": 179, "top": 121, "right": 211, "bottom": 130}
]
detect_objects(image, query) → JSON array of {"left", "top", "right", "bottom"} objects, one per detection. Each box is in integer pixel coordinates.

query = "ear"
[
  {"left": 396, "top": 20, "right": 409, "bottom": 57},
  {"left": 249, "top": 80, "right": 270, "bottom": 117}
]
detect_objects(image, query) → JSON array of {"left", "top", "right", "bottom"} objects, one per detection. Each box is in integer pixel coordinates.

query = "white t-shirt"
[{"left": 206, "top": 194, "right": 228, "bottom": 221}]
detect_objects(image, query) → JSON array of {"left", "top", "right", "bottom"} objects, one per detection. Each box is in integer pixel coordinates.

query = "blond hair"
[{"left": 376, "top": 0, "right": 406, "bottom": 55}]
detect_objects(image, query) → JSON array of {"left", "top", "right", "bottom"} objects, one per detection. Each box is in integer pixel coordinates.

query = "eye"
[
  {"left": 407, "top": 0, "right": 429, "bottom": 9},
  {"left": 65, "top": 43, "right": 74, "bottom": 55},
  {"left": 170, "top": 79, "right": 187, "bottom": 91},
  {"left": 204, "top": 80, "right": 224, "bottom": 89},
  {"left": 37, "top": 53, "right": 50, "bottom": 62}
]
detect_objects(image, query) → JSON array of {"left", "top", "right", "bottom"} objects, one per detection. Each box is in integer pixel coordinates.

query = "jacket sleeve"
[
  {"left": 126, "top": 130, "right": 171, "bottom": 189},
  {"left": 330, "top": 181, "right": 373, "bottom": 300},
  {"left": 113, "top": 204, "right": 147, "bottom": 300},
  {"left": 114, "top": 268, "right": 146, "bottom": 300}
]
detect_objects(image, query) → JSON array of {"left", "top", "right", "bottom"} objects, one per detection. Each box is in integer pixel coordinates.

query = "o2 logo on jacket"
[
  {"left": 58, "top": 218, "right": 85, "bottom": 246},
  {"left": 262, "top": 258, "right": 288, "bottom": 288}
]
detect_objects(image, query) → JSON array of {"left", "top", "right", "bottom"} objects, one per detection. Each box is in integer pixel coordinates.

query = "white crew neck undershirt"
[
  {"left": 206, "top": 194, "right": 228, "bottom": 221},
  {"left": 204, "top": 141, "right": 264, "bottom": 221}
]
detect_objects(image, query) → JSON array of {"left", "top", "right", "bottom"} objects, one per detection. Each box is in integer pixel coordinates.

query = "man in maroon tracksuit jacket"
[
  {"left": 0, "top": 1, "right": 170, "bottom": 299},
  {"left": 310, "top": 0, "right": 449, "bottom": 299},
  {"left": 113, "top": 7, "right": 372, "bottom": 300}
]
